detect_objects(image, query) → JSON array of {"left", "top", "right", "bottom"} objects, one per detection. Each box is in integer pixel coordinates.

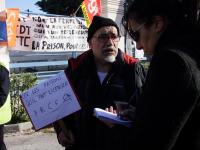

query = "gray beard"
[{"left": 104, "top": 55, "right": 116, "bottom": 63}]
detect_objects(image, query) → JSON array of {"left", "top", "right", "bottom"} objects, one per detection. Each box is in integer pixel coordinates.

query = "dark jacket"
[
  {"left": 135, "top": 24, "right": 200, "bottom": 150},
  {"left": 0, "top": 65, "right": 10, "bottom": 107},
  {"left": 55, "top": 49, "right": 146, "bottom": 150}
]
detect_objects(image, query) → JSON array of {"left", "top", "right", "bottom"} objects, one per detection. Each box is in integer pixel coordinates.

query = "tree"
[{"left": 35, "top": 0, "right": 83, "bottom": 17}]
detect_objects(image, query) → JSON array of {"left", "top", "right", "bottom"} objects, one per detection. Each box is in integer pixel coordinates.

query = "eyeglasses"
[
  {"left": 127, "top": 23, "right": 145, "bottom": 42},
  {"left": 93, "top": 34, "right": 121, "bottom": 42}
]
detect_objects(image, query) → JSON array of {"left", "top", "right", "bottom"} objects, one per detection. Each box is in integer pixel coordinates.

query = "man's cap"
[{"left": 87, "top": 16, "right": 120, "bottom": 42}]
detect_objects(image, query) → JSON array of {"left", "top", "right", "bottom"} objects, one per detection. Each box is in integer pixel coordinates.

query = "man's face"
[{"left": 89, "top": 26, "right": 120, "bottom": 64}]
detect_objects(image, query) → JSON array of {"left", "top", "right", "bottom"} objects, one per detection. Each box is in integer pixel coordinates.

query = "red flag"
[
  {"left": 0, "top": 8, "right": 19, "bottom": 47},
  {"left": 81, "top": 0, "right": 101, "bottom": 27},
  {"left": 6, "top": 8, "right": 19, "bottom": 47}
]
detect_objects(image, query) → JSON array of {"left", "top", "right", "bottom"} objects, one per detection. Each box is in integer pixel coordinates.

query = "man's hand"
[
  {"left": 102, "top": 106, "right": 116, "bottom": 128},
  {"left": 115, "top": 101, "right": 136, "bottom": 121},
  {"left": 57, "top": 130, "right": 75, "bottom": 147},
  {"left": 105, "top": 106, "right": 117, "bottom": 114}
]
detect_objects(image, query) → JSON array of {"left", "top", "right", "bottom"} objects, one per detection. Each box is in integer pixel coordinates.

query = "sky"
[{"left": 5, "top": 0, "right": 46, "bottom": 14}]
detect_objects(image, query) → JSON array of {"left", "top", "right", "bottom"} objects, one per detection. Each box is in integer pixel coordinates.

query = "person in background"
[
  {"left": 54, "top": 15, "right": 146, "bottom": 150},
  {"left": 121, "top": 0, "right": 200, "bottom": 149},
  {"left": 0, "top": 62, "right": 11, "bottom": 150}
]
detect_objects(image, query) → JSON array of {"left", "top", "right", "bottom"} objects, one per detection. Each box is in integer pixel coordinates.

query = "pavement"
[
  {"left": 4, "top": 122, "right": 33, "bottom": 134},
  {"left": 4, "top": 122, "right": 65, "bottom": 150}
]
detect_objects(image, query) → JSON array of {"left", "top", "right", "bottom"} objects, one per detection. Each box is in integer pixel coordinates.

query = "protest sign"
[
  {"left": 10, "top": 15, "right": 89, "bottom": 51},
  {"left": 0, "top": 10, "right": 7, "bottom": 46},
  {"left": 20, "top": 71, "right": 81, "bottom": 130}
]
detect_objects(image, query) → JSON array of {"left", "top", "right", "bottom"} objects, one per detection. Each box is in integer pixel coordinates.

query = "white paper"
[
  {"left": 20, "top": 71, "right": 81, "bottom": 130},
  {"left": 94, "top": 108, "right": 132, "bottom": 127}
]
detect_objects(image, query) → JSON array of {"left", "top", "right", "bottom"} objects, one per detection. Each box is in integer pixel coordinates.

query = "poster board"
[{"left": 20, "top": 71, "right": 81, "bottom": 130}]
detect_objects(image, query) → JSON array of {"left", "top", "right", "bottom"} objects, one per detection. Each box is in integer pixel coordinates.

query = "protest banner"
[
  {"left": 81, "top": 0, "right": 101, "bottom": 27},
  {"left": 10, "top": 14, "right": 89, "bottom": 51},
  {"left": 20, "top": 71, "right": 81, "bottom": 130}
]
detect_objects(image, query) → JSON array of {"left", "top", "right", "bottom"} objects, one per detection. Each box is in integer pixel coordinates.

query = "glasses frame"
[
  {"left": 93, "top": 34, "right": 121, "bottom": 42},
  {"left": 127, "top": 22, "right": 146, "bottom": 42}
]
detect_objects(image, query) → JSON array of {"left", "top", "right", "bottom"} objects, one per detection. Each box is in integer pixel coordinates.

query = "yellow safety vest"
[{"left": 0, "top": 62, "right": 11, "bottom": 125}]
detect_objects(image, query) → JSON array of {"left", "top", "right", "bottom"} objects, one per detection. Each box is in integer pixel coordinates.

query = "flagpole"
[
  {"left": 71, "top": 5, "right": 81, "bottom": 17},
  {"left": 71, "top": 4, "right": 81, "bottom": 58},
  {"left": 124, "top": 0, "right": 128, "bottom": 54}
]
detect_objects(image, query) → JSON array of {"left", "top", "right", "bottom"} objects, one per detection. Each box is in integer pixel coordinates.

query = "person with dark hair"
[
  {"left": 121, "top": 0, "right": 200, "bottom": 149},
  {"left": 54, "top": 16, "right": 146, "bottom": 150}
]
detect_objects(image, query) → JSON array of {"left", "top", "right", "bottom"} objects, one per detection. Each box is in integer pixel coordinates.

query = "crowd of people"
[
  {"left": 53, "top": 0, "right": 200, "bottom": 150},
  {"left": 1, "top": 0, "right": 200, "bottom": 150}
]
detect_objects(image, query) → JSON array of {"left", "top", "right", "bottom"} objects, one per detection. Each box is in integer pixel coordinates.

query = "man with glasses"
[{"left": 54, "top": 16, "right": 146, "bottom": 150}]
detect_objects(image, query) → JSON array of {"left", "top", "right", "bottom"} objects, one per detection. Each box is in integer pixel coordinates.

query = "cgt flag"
[{"left": 81, "top": 0, "right": 101, "bottom": 28}]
